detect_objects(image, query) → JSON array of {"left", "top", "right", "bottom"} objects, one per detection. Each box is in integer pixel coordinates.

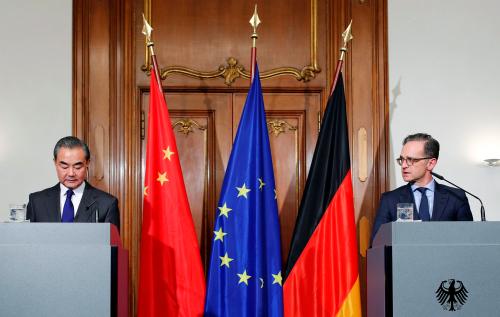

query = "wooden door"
[
  {"left": 73, "top": 0, "right": 389, "bottom": 315},
  {"left": 140, "top": 89, "right": 321, "bottom": 268}
]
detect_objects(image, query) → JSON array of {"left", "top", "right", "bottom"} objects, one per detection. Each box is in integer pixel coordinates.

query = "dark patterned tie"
[
  {"left": 417, "top": 187, "right": 430, "bottom": 221},
  {"left": 61, "top": 189, "right": 75, "bottom": 222}
]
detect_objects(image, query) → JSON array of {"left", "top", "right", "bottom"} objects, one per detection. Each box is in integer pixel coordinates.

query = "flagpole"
[
  {"left": 139, "top": 14, "right": 207, "bottom": 317},
  {"left": 329, "top": 20, "right": 353, "bottom": 96},
  {"left": 142, "top": 14, "right": 163, "bottom": 93},
  {"left": 249, "top": 5, "right": 261, "bottom": 83}
]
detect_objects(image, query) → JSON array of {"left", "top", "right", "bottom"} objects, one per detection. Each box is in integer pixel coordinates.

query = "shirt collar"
[
  {"left": 60, "top": 181, "right": 86, "bottom": 195},
  {"left": 411, "top": 178, "right": 435, "bottom": 193}
]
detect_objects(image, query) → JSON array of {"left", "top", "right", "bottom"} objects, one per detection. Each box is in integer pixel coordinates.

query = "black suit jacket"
[
  {"left": 26, "top": 182, "right": 120, "bottom": 230},
  {"left": 371, "top": 182, "right": 472, "bottom": 244}
]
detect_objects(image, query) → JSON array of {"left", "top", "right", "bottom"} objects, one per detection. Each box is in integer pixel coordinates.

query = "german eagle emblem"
[{"left": 435, "top": 279, "right": 468, "bottom": 311}]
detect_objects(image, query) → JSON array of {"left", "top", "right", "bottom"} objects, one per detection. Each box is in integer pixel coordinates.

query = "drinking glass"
[
  {"left": 9, "top": 204, "right": 27, "bottom": 222},
  {"left": 396, "top": 203, "right": 413, "bottom": 221}
]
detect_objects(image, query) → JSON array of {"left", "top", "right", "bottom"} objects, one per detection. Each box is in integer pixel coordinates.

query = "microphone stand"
[{"left": 431, "top": 172, "right": 486, "bottom": 221}]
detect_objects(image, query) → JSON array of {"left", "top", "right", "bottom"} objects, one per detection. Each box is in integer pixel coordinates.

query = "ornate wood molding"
[
  {"left": 141, "top": 0, "right": 321, "bottom": 86},
  {"left": 172, "top": 118, "right": 208, "bottom": 135},
  {"left": 267, "top": 119, "right": 298, "bottom": 137}
]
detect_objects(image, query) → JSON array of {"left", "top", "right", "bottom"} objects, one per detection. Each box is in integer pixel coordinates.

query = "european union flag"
[{"left": 204, "top": 63, "right": 284, "bottom": 317}]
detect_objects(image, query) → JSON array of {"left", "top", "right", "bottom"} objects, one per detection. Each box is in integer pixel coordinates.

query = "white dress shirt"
[
  {"left": 411, "top": 178, "right": 435, "bottom": 218},
  {"left": 59, "top": 182, "right": 86, "bottom": 217}
]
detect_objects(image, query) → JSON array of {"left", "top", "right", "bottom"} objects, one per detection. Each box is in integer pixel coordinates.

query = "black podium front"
[
  {"left": 368, "top": 222, "right": 500, "bottom": 317},
  {"left": 0, "top": 223, "right": 128, "bottom": 317}
]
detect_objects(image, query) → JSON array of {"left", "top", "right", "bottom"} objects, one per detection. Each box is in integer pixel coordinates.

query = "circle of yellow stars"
[{"left": 212, "top": 177, "right": 282, "bottom": 289}]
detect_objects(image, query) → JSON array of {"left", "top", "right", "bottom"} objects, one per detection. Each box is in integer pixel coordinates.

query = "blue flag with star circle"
[{"left": 204, "top": 63, "right": 284, "bottom": 317}]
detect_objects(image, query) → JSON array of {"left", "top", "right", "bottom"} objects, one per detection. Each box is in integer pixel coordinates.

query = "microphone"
[
  {"left": 86, "top": 201, "right": 98, "bottom": 223},
  {"left": 431, "top": 171, "right": 486, "bottom": 221}
]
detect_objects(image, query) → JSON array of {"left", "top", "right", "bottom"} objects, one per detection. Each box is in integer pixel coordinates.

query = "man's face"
[
  {"left": 400, "top": 140, "right": 436, "bottom": 185},
  {"left": 54, "top": 147, "right": 89, "bottom": 189}
]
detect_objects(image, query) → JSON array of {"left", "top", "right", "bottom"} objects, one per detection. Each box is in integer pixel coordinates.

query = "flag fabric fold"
[
  {"left": 204, "top": 63, "right": 284, "bottom": 317},
  {"left": 139, "top": 67, "right": 206, "bottom": 317},
  {"left": 283, "top": 73, "right": 361, "bottom": 316}
]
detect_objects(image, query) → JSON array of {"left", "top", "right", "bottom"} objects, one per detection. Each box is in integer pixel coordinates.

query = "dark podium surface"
[
  {"left": 368, "top": 222, "right": 500, "bottom": 317},
  {"left": 0, "top": 223, "right": 128, "bottom": 317}
]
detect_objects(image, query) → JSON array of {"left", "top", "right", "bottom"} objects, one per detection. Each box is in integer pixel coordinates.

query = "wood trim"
[
  {"left": 141, "top": 0, "right": 321, "bottom": 85},
  {"left": 73, "top": 1, "right": 138, "bottom": 315},
  {"left": 73, "top": 0, "right": 88, "bottom": 139}
]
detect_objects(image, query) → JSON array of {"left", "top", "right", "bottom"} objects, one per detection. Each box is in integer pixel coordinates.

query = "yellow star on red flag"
[
  {"left": 156, "top": 172, "right": 168, "bottom": 185},
  {"left": 163, "top": 146, "right": 175, "bottom": 160}
]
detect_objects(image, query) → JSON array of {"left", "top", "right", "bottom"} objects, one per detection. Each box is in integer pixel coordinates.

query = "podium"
[
  {"left": 0, "top": 223, "right": 128, "bottom": 317},
  {"left": 367, "top": 222, "right": 500, "bottom": 316}
]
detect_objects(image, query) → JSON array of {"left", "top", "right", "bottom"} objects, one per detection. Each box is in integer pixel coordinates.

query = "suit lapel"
[
  {"left": 75, "top": 182, "right": 97, "bottom": 223},
  {"left": 432, "top": 182, "right": 448, "bottom": 220},
  {"left": 46, "top": 184, "right": 61, "bottom": 222}
]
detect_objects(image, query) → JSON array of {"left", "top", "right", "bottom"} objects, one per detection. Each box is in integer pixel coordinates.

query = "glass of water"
[
  {"left": 9, "top": 204, "right": 27, "bottom": 222},
  {"left": 396, "top": 203, "right": 414, "bottom": 221}
]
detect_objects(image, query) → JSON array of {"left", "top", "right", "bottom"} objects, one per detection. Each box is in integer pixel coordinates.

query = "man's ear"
[
  {"left": 85, "top": 160, "right": 90, "bottom": 179},
  {"left": 427, "top": 158, "right": 437, "bottom": 170}
]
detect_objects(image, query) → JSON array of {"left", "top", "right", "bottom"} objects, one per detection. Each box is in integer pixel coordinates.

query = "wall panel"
[{"left": 73, "top": 0, "right": 388, "bottom": 315}]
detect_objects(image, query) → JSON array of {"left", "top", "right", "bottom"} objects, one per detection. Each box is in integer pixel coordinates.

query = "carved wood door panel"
[
  {"left": 233, "top": 92, "right": 321, "bottom": 262},
  {"left": 140, "top": 91, "right": 232, "bottom": 270},
  {"left": 141, "top": 91, "right": 321, "bottom": 267}
]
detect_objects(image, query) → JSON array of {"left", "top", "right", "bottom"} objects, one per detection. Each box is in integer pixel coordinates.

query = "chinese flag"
[
  {"left": 283, "top": 73, "right": 361, "bottom": 316},
  {"left": 138, "top": 68, "right": 205, "bottom": 317}
]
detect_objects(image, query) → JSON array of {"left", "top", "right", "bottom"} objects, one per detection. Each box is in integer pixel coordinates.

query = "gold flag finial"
[
  {"left": 142, "top": 13, "right": 154, "bottom": 54},
  {"left": 142, "top": 14, "right": 153, "bottom": 42},
  {"left": 339, "top": 20, "right": 353, "bottom": 61},
  {"left": 249, "top": 4, "right": 261, "bottom": 47}
]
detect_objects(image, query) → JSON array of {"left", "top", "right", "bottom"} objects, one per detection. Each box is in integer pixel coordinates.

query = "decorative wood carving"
[
  {"left": 267, "top": 119, "right": 298, "bottom": 137},
  {"left": 358, "top": 127, "right": 368, "bottom": 182},
  {"left": 141, "top": 0, "right": 321, "bottom": 85},
  {"left": 172, "top": 118, "right": 208, "bottom": 135}
]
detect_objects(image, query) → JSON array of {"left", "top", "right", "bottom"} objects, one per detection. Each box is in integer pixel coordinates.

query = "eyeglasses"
[{"left": 396, "top": 156, "right": 433, "bottom": 166}]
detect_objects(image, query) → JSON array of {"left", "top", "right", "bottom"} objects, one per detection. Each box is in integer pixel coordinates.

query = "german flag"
[{"left": 283, "top": 73, "right": 361, "bottom": 316}]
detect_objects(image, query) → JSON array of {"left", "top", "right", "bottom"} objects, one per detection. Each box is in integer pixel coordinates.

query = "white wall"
[
  {"left": 1, "top": 1, "right": 497, "bottom": 221},
  {"left": 0, "top": 1, "right": 72, "bottom": 220},
  {"left": 388, "top": 0, "right": 500, "bottom": 220}
]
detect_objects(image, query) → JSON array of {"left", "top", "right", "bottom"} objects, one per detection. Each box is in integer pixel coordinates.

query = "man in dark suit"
[
  {"left": 371, "top": 133, "right": 472, "bottom": 243},
  {"left": 26, "top": 136, "right": 120, "bottom": 230}
]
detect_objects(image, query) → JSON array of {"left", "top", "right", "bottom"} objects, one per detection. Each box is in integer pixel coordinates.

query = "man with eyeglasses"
[{"left": 371, "top": 133, "right": 473, "bottom": 243}]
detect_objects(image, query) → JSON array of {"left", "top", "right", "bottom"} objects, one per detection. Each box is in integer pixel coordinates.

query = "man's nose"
[{"left": 68, "top": 167, "right": 76, "bottom": 176}]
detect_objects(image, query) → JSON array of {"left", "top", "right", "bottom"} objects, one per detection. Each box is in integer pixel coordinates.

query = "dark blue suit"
[
  {"left": 26, "top": 182, "right": 120, "bottom": 230},
  {"left": 371, "top": 182, "right": 473, "bottom": 243}
]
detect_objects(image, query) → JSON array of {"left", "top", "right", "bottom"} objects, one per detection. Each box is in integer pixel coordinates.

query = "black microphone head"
[{"left": 431, "top": 171, "right": 444, "bottom": 180}]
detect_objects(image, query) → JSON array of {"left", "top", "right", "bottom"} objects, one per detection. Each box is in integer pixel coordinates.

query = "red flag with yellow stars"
[{"left": 138, "top": 67, "right": 205, "bottom": 316}]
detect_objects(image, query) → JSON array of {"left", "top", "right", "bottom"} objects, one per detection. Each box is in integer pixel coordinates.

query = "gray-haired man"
[{"left": 27, "top": 136, "right": 120, "bottom": 230}]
